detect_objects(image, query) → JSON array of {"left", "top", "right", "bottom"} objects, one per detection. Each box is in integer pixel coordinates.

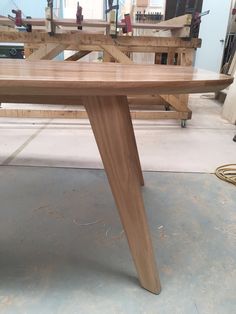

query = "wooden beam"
[
  {"left": 24, "top": 42, "right": 198, "bottom": 54},
  {"left": 0, "top": 31, "right": 202, "bottom": 49},
  {"left": 24, "top": 44, "right": 34, "bottom": 58},
  {"left": 129, "top": 95, "right": 166, "bottom": 107},
  {"left": 167, "top": 48, "right": 176, "bottom": 65},
  {"left": 159, "top": 94, "right": 191, "bottom": 118},
  {"left": 0, "top": 109, "right": 88, "bottom": 119},
  {"left": 101, "top": 45, "right": 133, "bottom": 64},
  {"left": 27, "top": 43, "right": 68, "bottom": 60},
  {"left": 0, "top": 31, "right": 113, "bottom": 45},
  {"left": 114, "top": 36, "right": 201, "bottom": 49},
  {"left": 179, "top": 49, "right": 195, "bottom": 66},
  {"left": 159, "top": 14, "right": 192, "bottom": 27},
  {"left": 103, "top": 51, "right": 114, "bottom": 62},
  {"left": 0, "top": 25, "right": 15, "bottom": 31},
  {"left": 0, "top": 16, "right": 187, "bottom": 30},
  {"left": 65, "top": 50, "right": 91, "bottom": 61},
  {"left": 131, "top": 110, "right": 190, "bottom": 120},
  {"left": 0, "top": 108, "right": 190, "bottom": 120},
  {"left": 171, "top": 26, "right": 191, "bottom": 38},
  {"left": 129, "top": 22, "right": 183, "bottom": 30},
  {"left": 0, "top": 17, "right": 109, "bottom": 28}
]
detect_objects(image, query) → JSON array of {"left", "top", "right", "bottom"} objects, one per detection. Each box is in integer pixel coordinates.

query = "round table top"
[{"left": 0, "top": 60, "right": 233, "bottom": 100}]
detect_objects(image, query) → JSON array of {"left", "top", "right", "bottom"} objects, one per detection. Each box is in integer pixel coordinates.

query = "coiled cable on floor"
[{"left": 215, "top": 164, "right": 236, "bottom": 186}]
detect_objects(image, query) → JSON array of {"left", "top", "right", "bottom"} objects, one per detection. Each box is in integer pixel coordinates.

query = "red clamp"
[
  {"left": 76, "top": 2, "right": 83, "bottom": 30},
  {"left": 12, "top": 9, "right": 22, "bottom": 27},
  {"left": 122, "top": 14, "right": 132, "bottom": 34}
]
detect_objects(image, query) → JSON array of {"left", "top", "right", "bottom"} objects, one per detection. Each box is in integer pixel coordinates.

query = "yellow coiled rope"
[{"left": 215, "top": 164, "right": 236, "bottom": 186}]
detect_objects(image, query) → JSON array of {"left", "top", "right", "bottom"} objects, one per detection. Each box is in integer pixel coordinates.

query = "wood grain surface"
[
  {"left": 84, "top": 95, "right": 161, "bottom": 294},
  {"left": 0, "top": 60, "right": 233, "bottom": 104}
]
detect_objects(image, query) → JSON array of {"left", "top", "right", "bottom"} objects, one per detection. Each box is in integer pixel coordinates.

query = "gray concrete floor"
[
  {"left": 0, "top": 167, "right": 235, "bottom": 314},
  {"left": 1, "top": 95, "right": 236, "bottom": 172},
  {"left": 0, "top": 94, "right": 236, "bottom": 313}
]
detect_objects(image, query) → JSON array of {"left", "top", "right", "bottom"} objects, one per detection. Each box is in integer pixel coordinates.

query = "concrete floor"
[
  {"left": 0, "top": 167, "right": 235, "bottom": 314},
  {"left": 0, "top": 94, "right": 236, "bottom": 313},
  {"left": 1, "top": 95, "right": 236, "bottom": 172}
]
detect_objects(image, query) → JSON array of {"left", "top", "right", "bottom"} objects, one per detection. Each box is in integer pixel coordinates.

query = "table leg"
[
  {"left": 83, "top": 95, "right": 161, "bottom": 294},
  {"left": 117, "top": 95, "right": 144, "bottom": 186}
]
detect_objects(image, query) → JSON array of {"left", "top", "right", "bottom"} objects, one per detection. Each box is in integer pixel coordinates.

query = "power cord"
[{"left": 215, "top": 164, "right": 236, "bottom": 186}]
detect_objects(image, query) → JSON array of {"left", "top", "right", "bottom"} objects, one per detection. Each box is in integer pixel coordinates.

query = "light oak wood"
[
  {"left": 0, "top": 17, "right": 188, "bottom": 31},
  {"left": 0, "top": 31, "right": 201, "bottom": 48},
  {"left": 83, "top": 95, "right": 160, "bottom": 294},
  {"left": 24, "top": 44, "right": 34, "bottom": 58},
  {"left": 0, "top": 108, "right": 190, "bottom": 120},
  {"left": 25, "top": 44, "right": 198, "bottom": 54},
  {"left": 152, "top": 14, "right": 192, "bottom": 37},
  {"left": 159, "top": 14, "right": 192, "bottom": 27},
  {"left": 103, "top": 51, "right": 114, "bottom": 62},
  {"left": 164, "top": 48, "right": 195, "bottom": 115},
  {"left": 167, "top": 48, "right": 176, "bottom": 65},
  {"left": 171, "top": 26, "right": 191, "bottom": 38},
  {"left": 180, "top": 49, "right": 195, "bottom": 67},
  {"left": 27, "top": 43, "right": 68, "bottom": 60},
  {"left": 101, "top": 45, "right": 133, "bottom": 64}
]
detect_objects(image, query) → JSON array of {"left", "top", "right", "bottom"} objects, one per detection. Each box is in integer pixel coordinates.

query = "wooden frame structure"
[{"left": 0, "top": 14, "right": 200, "bottom": 123}]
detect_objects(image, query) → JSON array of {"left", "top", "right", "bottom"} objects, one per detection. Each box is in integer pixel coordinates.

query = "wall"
[
  {"left": 63, "top": 0, "right": 104, "bottom": 20},
  {"left": 195, "top": 0, "right": 232, "bottom": 72},
  {"left": 0, "top": 0, "right": 46, "bottom": 17}
]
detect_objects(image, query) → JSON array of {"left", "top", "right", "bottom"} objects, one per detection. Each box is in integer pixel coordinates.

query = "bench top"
[{"left": 0, "top": 60, "right": 233, "bottom": 100}]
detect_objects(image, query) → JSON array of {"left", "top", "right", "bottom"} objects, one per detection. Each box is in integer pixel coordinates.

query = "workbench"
[{"left": 0, "top": 60, "right": 232, "bottom": 294}]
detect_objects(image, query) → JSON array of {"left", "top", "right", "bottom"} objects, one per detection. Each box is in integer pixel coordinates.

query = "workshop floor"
[
  {"left": 1, "top": 94, "right": 236, "bottom": 172},
  {"left": 0, "top": 167, "right": 235, "bottom": 314},
  {"left": 0, "top": 94, "right": 235, "bottom": 314}
]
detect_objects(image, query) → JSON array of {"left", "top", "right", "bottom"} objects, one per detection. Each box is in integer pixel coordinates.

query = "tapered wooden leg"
[
  {"left": 83, "top": 95, "right": 161, "bottom": 294},
  {"left": 118, "top": 96, "right": 144, "bottom": 186}
]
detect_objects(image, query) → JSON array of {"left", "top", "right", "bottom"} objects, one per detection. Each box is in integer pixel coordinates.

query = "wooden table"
[{"left": 0, "top": 60, "right": 233, "bottom": 294}]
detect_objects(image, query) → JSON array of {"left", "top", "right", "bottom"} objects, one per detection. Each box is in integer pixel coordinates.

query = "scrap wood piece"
[{"left": 27, "top": 43, "right": 68, "bottom": 60}]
